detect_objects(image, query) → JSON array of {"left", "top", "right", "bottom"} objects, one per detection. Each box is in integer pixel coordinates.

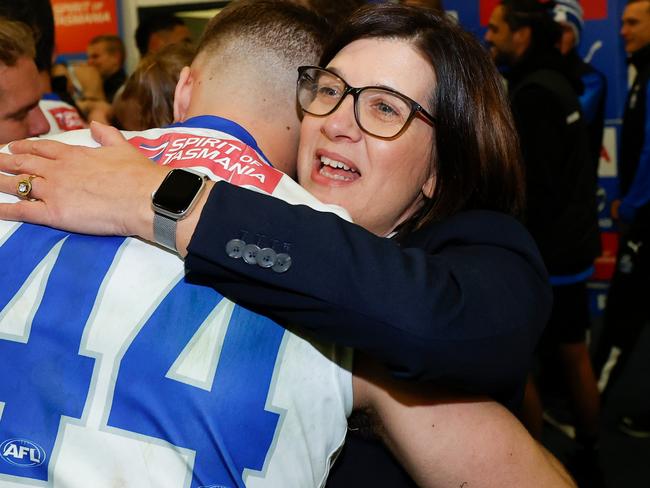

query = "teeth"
[
  {"left": 320, "top": 156, "right": 357, "bottom": 172},
  {"left": 319, "top": 166, "right": 356, "bottom": 181}
]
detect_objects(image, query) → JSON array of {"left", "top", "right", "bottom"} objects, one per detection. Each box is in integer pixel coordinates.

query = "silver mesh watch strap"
[{"left": 153, "top": 212, "right": 177, "bottom": 252}]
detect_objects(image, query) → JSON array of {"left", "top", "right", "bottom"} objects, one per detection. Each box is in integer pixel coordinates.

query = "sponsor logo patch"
[
  {"left": 48, "top": 107, "right": 85, "bottom": 131},
  {"left": 129, "top": 133, "right": 282, "bottom": 194},
  {"left": 0, "top": 438, "right": 46, "bottom": 467}
]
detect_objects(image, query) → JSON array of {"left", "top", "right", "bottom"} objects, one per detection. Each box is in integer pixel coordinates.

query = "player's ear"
[{"left": 173, "top": 66, "right": 193, "bottom": 122}]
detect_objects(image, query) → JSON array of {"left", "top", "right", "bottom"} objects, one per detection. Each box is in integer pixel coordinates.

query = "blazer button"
[
  {"left": 272, "top": 253, "right": 292, "bottom": 273},
  {"left": 242, "top": 244, "right": 261, "bottom": 265},
  {"left": 256, "top": 248, "right": 277, "bottom": 268},
  {"left": 225, "top": 239, "right": 246, "bottom": 258}
]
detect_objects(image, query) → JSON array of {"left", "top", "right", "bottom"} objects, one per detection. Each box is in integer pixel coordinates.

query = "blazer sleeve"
[{"left": 185, "top": 182, "right": 552, "bottom": 407}]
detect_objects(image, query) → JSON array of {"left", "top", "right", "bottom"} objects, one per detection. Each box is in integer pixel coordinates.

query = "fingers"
[
  {"left": 0, "top": 200, "right": 48, "bottom": 225},
  {"left": 0, "top": 173, "right": 45, "bottom": 201},
  {"left": 91, "top": 121, "right": 128, "bottom": 147},
  {"left": 0, "top": 152, "right": 49, "bottom": 178},
  {"left": 8, "top": 138, "right": 70, "bottom": 159}
]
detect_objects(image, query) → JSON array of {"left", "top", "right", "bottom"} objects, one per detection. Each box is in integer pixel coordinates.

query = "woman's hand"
[{"left": 0, "top": 122, "right": 170, "bottom": 241}]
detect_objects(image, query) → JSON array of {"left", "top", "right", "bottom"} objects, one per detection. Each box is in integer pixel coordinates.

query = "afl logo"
[{"left": 0, "top": 439, "right": 46, "bottom": 467}]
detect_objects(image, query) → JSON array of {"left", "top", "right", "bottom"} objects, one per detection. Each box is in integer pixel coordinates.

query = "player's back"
[{"left": 0, "top": 123, "right": 353, "bottom": 488}]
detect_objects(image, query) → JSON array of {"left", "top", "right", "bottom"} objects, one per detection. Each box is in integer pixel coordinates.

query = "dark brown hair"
[
  {"left": 399, "top": 0, "right": 444, "bottom": 11},
  {"left": 501, "top": 0, "right": 562, "bottom": 50},
  {"left": 301, "top": 0, "right": 367, "bottom": 27},
  {"left": 320, "top": 4, "right": 524, "bottom": 233}
]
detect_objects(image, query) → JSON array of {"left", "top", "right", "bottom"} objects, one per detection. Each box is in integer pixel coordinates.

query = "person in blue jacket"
[{"left": 593, "top": 0, "right": 650, "bottom": 439}]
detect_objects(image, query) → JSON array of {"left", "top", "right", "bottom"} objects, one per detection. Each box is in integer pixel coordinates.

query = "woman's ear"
[
  {"left": 173, "top": 66, "right": 193, "bottom": 122},
  {"left": 421, "top": 173, "right": 436, "bottom": 199}
]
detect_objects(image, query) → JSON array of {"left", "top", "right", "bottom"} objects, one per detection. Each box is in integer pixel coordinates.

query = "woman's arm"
[
  {"left": 0, "top": 123, "right": 551, "bottom": 408},
  {"left": 186, "top": 182, "right": 551, "bottom": 407},
  {"left": 0, "top": 125, "right": 171, "bottom": 241},
  {"left": 353, "top": 356, "right": 576, "bottom": 488}
]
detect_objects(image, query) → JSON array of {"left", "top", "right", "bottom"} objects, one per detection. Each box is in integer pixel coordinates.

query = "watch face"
[{"left": 152, "top": 169, "right": 205, "bottom": 216}]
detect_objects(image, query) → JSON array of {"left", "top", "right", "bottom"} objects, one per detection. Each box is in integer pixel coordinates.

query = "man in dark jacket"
[
  {"left": 86, "top": 35, "right": 126, "bottom": 103},
  {"left": 593, "top": 0, "right": 650, "bottom": 439},
  {"left": 485, "top": 1, "right": 602, "bottom": 482},
  {"left": 553, "top": 0, "right": 606, "bottom": 171}
]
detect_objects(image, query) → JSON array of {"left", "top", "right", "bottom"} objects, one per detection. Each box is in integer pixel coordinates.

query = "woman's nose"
[{"left": 320, "top": 94, "right": 363, "bottom": 142}]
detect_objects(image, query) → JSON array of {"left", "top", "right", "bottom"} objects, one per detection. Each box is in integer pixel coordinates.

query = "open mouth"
[{"left": 318, "top": 155, "right": 360, "bottom": 182}]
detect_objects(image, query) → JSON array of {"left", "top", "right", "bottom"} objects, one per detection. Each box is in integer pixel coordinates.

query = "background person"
[
  {"left": 86, "top": 34, "right": 127, "bottom": 103},
  {"left": 553, "top": 0, "right": 606, "bottom": 172},
  {"left": 0, "top": 18, "right": 49, "bottom": 144},
  {"left": 0, "top": 4, "right": 553, "bottom": 487},
  {"left": 484, "top": 1, "right": 601, "bottom": 483},
  {"left": 0, "top": 1, "right": 85, "bottom": 135},
  {"left": 108, "top": 42, "right": 195, "bottom": 130},
  {"left": 593, "top": 0, "right": 650, "bottom": 439},
  {"left": 135, "top": 13, "right": 192, "bottom": 58}
]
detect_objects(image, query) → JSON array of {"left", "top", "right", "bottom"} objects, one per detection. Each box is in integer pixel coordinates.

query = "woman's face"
[{"left": 297, "top": 38, "right": 436, "bottom": 236}]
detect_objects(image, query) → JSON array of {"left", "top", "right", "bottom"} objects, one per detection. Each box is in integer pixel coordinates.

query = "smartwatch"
[{"left": 152, "top": 169, "right": 208, "bottom": 252}]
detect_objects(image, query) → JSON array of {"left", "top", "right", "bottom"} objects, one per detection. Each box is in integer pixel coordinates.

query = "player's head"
[
  {"left": 0, "top": 17, "right": 49, "bottom": 144},
  {"left": 173, "top": 0, "right": 330, "bottom": 177},
  {"left": 0, "top": 0, "right": 54, "bottom": 73}
]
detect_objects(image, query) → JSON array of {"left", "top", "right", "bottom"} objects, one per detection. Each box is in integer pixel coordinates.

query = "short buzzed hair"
[
  {"left": 0, "top": 17, "right": 35, "bottom": 67},
  {"left": 196, "top": 0, "right": 330, "bottom": 74}
]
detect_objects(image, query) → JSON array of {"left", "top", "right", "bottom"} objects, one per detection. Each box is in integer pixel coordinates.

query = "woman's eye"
[
  {"left": 317, "top": 85, "right": 340, "bottom": 98},
  {"left": 370, "top": 100, "right": 403, "bottom": 121},
  {"left": 376, "top": 102, "right": 397, "bottom": 116}
]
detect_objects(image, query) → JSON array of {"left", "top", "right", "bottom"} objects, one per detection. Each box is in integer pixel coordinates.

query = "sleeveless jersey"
[{"left": 0, "top": 116, "right": 353, "bottom": 488}]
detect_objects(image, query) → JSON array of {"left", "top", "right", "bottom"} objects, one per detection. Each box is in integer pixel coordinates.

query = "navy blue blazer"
[{"left": 185, "top": 181, "right": 552, "bottom": 409}]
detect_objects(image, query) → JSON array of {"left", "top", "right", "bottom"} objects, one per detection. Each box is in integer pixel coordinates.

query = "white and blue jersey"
[
  {"left": 0, "top": 116, "right": 353, "bottom": 488},
  {"left": 39, "top": 94, "right": 85, "bottom": 136}
]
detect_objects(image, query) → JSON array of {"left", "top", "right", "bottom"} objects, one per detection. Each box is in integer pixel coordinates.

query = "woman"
[
  {"left": 0, "top": 2, "right": 548, "bottom": 407},
  {"left": 0, "top": 5, "right": 551, "bottom": 485}
]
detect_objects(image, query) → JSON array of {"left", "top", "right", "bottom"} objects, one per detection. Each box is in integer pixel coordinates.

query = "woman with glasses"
[{"left": 0, "top": 5, "right": 551, "bottom": 486}]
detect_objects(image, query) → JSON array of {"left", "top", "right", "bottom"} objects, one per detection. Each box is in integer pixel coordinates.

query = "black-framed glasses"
[{"left": 297, "top": 66, "right": 436, "bottom": 140}]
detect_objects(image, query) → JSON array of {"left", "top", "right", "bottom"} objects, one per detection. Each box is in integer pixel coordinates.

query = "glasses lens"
[
  {"left": 357, "top": 89, "right": 413, "bottom": 138},
  {"left": 298, "top": 68, "right": 346, "bottom": 116}
]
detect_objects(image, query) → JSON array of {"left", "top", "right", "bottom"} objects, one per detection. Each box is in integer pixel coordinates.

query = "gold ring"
[{"left": 16, "top": 175, "right": 37, "bottom": 201}]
